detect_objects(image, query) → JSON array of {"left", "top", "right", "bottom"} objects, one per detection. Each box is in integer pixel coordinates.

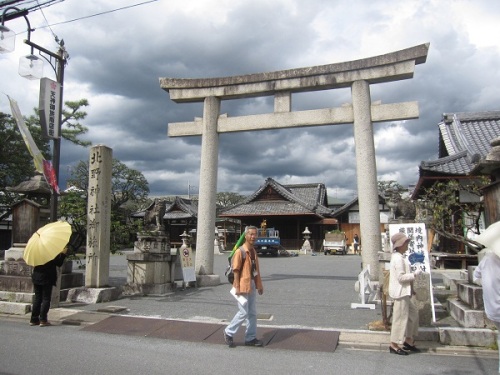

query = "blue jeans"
[{"left": 225, "top": 280, "right": 257, "bottom": 342}]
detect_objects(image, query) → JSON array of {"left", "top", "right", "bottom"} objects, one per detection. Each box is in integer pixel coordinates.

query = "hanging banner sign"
[
  {"left": 8, "top": 96, "right": 60, "bottom": 194},
  {"left": 39, "top": 77, "right": 61, "bottom": 139}
]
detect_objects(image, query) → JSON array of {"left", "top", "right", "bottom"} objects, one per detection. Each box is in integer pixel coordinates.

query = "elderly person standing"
[
  {"left": 473, "top": 221, "right": 500, "bottom": 373},
  {"left": 389, "top": 232, "right": 421, "bottom": 355}
]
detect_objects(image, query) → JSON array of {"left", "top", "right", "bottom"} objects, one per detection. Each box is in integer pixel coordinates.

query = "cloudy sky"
[{"left": 1, "top": 0, "right": 499, "bottom": 200}]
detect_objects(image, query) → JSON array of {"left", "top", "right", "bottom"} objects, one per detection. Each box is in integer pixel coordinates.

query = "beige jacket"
[{"left": 388, "top": 251, "right": 415, "bottom": 299}]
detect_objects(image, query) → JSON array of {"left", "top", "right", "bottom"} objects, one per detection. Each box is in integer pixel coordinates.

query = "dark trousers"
[{"left": 31, "top": 284, "right": 53, "bottom": 323}]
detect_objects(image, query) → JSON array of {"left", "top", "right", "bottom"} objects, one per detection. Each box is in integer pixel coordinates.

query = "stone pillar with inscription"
[{"left": 85, "top": 145, "right": 112, "bottom": 288}]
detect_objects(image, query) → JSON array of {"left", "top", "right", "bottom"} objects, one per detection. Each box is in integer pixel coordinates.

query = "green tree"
[
  {"left": 378, "top": 180, "right": 415, "bottom": 219},
  {"left": 26, "top": 99, "right": 92, "bottom": 147},
  {"left": 0, "top": 99, "right": 90, "bottom": 212},
  {"left": 59, "top": 188, "right": 87, "bottom": 254},
  {"left": 62, "top": 158, "right": 150, "bottom": 253},
  {"left": 66, "top": 159, "right": 150, "bottom": 210},
  {"left": 0, "top": 113, "right": 51, "bottom": 214},
  {"left": 377, "top": 180, "right": 404, "bottom": 196},
  {"left": 216, "top": 192, "right": 245, "bottom": 208},
  {"left": 417, "top": 178, "right": 489, "bottom": 252}
]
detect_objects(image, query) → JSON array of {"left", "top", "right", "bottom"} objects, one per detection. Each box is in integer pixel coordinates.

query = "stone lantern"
[
  {"left": 302, "top": 227, "right": 312, "bottom": 254},
  {"left": 180, "top": 230, "right": 191, "bottom": 247}
]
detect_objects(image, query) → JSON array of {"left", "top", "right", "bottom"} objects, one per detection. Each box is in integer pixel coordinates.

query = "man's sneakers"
[
  {"left": 39, "top": 321, "right": 52, "bottom": 327},
  {"left": 223, "top": 330, "right": 235, "bottom": 348},
  {"left": 223, "top": 330, "right": 263, "bottom": 348},
  {"left": 245, "top": 338, "right": 263, "bottom": 347}
]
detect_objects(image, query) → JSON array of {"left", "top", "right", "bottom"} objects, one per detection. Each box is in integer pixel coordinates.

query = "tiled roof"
[
  {"left": 220, "top": 178, "right": 333, "bottom": 217},
  {"left": 332, "top": 194, "right": 387, "bottom": 216},
  {"left": 422, "top": 111, "right": 500, "bottom": 175},
  {"left": 165, "top": 196, "right": 198, "bottom": 218},
  {"left": 412, "top": 110, "right": 500, "bottom": 199},
  {"left": 419, "top": 150, "right": 474, "bottom": 175},
  {"left": 132, "top": 196, "right": 198, "bottom": 220},
  {"left": 6, "top": 174, "right": 51, "bottom": 195}
]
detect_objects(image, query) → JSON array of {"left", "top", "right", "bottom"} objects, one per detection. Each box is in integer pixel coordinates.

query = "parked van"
[{"left": 323, "top": 232, "right": 347, "bottom": 255}]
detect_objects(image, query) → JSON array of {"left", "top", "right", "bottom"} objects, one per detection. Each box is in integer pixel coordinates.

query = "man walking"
[{"left": 224, "top": 226, "right": 264, "bottom": 348}]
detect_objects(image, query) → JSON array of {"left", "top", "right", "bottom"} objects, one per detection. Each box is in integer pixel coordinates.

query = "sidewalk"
[{"left": 1, "top": 251, "right": 497, "bottom": 357}]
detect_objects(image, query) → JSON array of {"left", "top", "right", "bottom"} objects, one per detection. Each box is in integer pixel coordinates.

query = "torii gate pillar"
[
  {"left": 195, "top": 96, "right": 221, "bottom": 285},
  {"left": 160, "top": 43, "right": 429, "bottom": 285},
  {"left": 352, "top": 80, "right": 381, "bottom": 278}
]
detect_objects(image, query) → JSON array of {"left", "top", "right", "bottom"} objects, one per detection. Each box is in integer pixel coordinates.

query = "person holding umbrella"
[{"left": 23, "top": 221, "right": 72, "bottom": 327}]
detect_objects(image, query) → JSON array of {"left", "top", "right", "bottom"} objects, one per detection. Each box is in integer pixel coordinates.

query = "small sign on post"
[
  {"left": 39, "top": 78, "right": 61, "bottom": 139},
  {"left": 179, "top": 245, "right": 196, "bottom": 283}
]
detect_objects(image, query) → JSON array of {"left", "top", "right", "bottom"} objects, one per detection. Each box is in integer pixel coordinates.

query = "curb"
[{"left": 1, "top": 308, "right": 497, "bottom": 358}]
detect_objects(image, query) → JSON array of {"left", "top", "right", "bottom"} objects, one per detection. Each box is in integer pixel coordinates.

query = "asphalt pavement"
[
  {"left": 64, "top": 251, "right": 388, "bottom": 330},
  {"left": 2, "top": 250, "right": 498, "bottom": 360},
  {"left": 2, "top": 318, "right": 498, "bottom": 375}
]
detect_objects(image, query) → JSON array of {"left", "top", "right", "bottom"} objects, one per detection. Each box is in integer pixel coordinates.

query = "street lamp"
[
  {"left": 1, "top": 6, "right": 68, "bottom": 222},
  {"left": 1, "top": 7, "right": 43, "bottom": 79}
]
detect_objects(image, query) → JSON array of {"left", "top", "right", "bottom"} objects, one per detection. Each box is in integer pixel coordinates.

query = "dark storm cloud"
[{"left": 1, "top": 0, "right": 499, "bottom": 199}]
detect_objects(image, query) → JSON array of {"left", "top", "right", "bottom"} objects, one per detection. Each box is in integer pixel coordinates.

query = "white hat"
[
  {"left": 476, "top": 221, "right": 500, "bottom": 257},
  {"left": 391, "top": 232, "right": 410, "bottom": 251}
]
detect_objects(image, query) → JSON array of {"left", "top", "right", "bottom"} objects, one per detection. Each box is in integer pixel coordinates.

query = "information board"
[{"left": 389, "top": 223, "right": 436, "bottom": 322}]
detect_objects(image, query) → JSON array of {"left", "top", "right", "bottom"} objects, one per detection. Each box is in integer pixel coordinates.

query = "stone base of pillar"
[
  {"left": 122, "top": 282, "right": 176, "bottom": 296},
  {"left": 0, "top": 260, "right": 33, "bottom": 292},
  {"left": 125, "top": 233, "right": 176, "bottom": 296},
  {"left": 66, "top": 286, "right": 121, "bottom": 304},
  {"left": 4, "top": 243, "right": 27, "bottom": 261},
  {"left": 196, "top": 274, "right": 220, "bottom": 286}
]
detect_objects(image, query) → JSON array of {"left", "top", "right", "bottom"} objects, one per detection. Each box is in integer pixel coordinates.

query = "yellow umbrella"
[{"left": 23, "top": 221, "right": 72, "bottom": 267}]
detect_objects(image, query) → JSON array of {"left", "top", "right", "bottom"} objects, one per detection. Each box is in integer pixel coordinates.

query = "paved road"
[
  {"left": 2, "top": 252, "right": 498, "bottom": 374},
  {"left": 1, "top": 319, "right": 497, "bottom": 375},
  {"left": 69, "top": 251, "right": 382, "bottom": 330}
]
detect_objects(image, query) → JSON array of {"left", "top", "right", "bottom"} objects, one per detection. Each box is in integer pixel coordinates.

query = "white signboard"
[
  {"left": 39, "top": 77, "right": 61, "bottom": 139},
  {"left": 389, "top": 223, "right": 436, "bottom": 322},
  {"left": 178, "top": 246, "right": 196, "bottom": 282}
]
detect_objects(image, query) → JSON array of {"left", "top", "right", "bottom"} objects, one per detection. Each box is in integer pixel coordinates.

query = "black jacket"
[{"left": 31, "top": 253, "right": 67, "bottom": 286}]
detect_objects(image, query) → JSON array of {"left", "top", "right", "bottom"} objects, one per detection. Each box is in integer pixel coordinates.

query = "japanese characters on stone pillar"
[{"left": 86, "top": 145, "right": 112, "bottom": 288}]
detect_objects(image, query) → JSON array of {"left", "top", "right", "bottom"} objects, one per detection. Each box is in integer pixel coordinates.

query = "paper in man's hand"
[{"left": 230, "top": 287, "right": 248, "bottom": 306}]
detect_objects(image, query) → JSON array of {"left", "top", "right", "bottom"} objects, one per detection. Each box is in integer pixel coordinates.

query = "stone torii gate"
[{"left": 160, "top": 43, "right": 429, "bottom": 285}]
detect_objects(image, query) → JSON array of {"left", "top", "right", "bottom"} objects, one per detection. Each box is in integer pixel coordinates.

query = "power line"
[
  {"left": 0, "top": 0, "right": 62, "bottom": 12},
  {"left": 0, "top": 0, "right": 64, "bottom": 22},
  {"left": 36, "top": 0, "right": 159, "bottom": 29},
  {"left": 37, "top": 0, "right": 58, "bottom": 41}
]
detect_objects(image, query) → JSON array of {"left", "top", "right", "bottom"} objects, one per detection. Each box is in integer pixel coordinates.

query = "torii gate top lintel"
[{"left": 159, "top": 43, "right": 429, "bottom": 103}]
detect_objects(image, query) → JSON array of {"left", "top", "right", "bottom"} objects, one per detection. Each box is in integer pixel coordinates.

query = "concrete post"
[
  {"left": 85, "top": 145, "right": 112, "bottom": 287},
  {"left": 195, "top": 96, "right": 221, "bottom": 286},
  {"left": 351, "top": 80, "right": 382, "bottom": 280}
]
